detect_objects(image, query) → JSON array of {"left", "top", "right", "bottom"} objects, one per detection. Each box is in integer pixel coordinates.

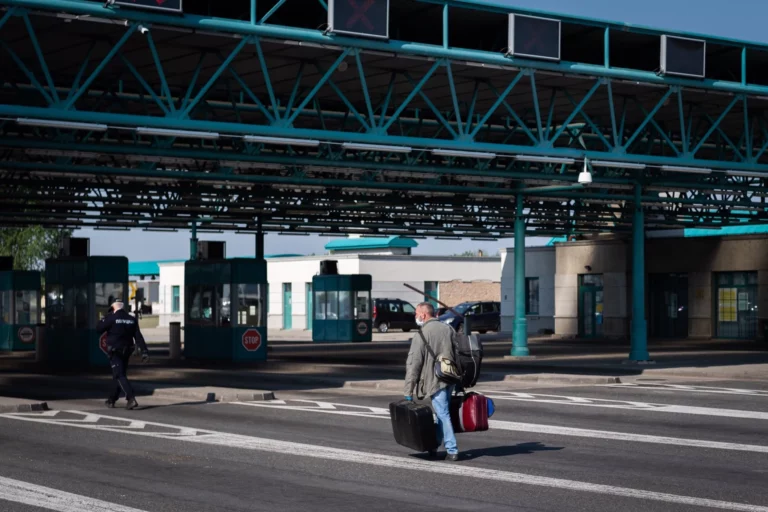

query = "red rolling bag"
[{"left": 450, "top": 391, "right": 489, "bottom": 433}]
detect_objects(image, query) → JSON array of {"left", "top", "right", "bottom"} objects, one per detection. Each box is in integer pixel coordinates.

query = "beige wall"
[
  {"left": 438, "top": 280, "right": 500, "bottom": 307},
  {"left": 554, "top": 235, "right": 768, "bottom": 340},
  {"left": 554, "top": 240, "right": 630, "bottom": 339},
  {"left": 647, "top": 236, "right": 768, "bottom": 340}
]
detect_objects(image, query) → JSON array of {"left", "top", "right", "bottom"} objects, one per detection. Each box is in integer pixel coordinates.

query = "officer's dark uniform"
[{"left": 96, "top": 308, "right": 149, "bottom": 408}]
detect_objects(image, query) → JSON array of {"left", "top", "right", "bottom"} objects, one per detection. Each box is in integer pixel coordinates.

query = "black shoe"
[
  {"left": 105, "top": 400, "right": 115, "bottom": 409},
  {"left": 446, "top": 453, "right": 460, "bottom": 462},
  {"left": 126, "top": 399, "right": 138, "bottom": 410}
]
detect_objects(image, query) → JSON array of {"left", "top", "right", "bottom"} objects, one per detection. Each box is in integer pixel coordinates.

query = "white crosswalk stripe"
[
  {"left": 0, "top": 475, "right": 149, "bottom": 512},
  {"left": 226, "top": 399, "right": 768, "bottom": 454},
  {"left": 1, "top": 410, "right": 767, "bottom": 511},
  {"left": 601, "top": 383, "right": 768, "bottom": 397},
  {"left": 482, "top": 391, "right": 768, "bottom": 420}
]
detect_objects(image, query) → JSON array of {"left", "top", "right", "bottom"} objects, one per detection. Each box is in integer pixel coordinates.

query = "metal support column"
[
  {"left": 629, "top": 185, "right": 651, "bottom": 361},
  {"left": 511, "top": 195, "right": 529, "bottom": 357},
  {"left": 190, "top": 221, "right": 198, "bottom": 260},
  {"left": 255, "top": 218, "right": 264, "bottom": 260}
]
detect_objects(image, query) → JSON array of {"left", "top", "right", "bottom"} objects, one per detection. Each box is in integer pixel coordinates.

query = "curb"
[
  {"left": 343, "top": 379, "right": 402, "bottom": 391},
  {"left": 0, "top": 402, "right": 49, "bottom": 413},
  {"left": 500, "top": 373, "right": 622, "bottom": 385},
  {"left": 132, "top": 384, "right": 275, "bottom": 403}
]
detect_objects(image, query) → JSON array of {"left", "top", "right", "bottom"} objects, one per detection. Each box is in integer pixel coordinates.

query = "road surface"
[{"left": 2, "top": 378, "right": 768, "bottom": 511}]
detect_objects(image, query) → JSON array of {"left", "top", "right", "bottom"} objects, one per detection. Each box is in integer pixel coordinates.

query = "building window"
[
  {"left": 715, "top": 272, "right": 758, "bottom": 339},
  {"left": 525, "top": 278, "right": 539, "bottom": 315},
  {"left": 172, "top": 285, "right": 180, "bottom": 314}
]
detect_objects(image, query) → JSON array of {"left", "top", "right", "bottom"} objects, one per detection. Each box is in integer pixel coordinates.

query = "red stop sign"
[
  {"left": 99, "top": 332, "right": 109, "bottom": 355},
  {"left": 242, "top": 329, "right": 262, "bottom": 352}
]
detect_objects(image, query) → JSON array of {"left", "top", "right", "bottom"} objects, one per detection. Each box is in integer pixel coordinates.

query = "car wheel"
[
  {"left": 403, "top": 328, "right": 412, "bottom": 333},
  {"left": 378, "top": 322, "right": 389, "bottom": 333},
  {"left": 478, "top": 330, "right": 488, "bottom": 334},
  {"left": 494, "top": 323, "right": 501, "bottom": 332}
]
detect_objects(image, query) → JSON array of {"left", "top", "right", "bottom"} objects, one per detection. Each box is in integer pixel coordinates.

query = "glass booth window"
[
  {"left": 188, "top": 285, "right": 230, "bottom": 326},
  {"left": 220, "top": 284, "right": 231, "bottom": 326},
  {"left": 0, "top": 291, "right": 10, "bottom": 324},
  {"left": 46, "top": 285, "right": 64, "bottom": 327},
  {"left": 188, "top": 286, "right": 214, "bottom": 325},
  {"left": 327, "top": 291, "right": 339, "bottom": 320},
  {"left": 48, "top": 286, "right": 88, "bottom": 328},
  {"left": 314, "top": 291, "right": 326, "bottom": 320},
  {"left": 15, "top": 290, "right": 39, "bottom": 325},
  {"left": 355, "top": 291, "right": 370, "bottom": 319},
  {"left": 95, "top": 283, "right": 124, "bottom": 321},
  {"left": 338, "top": 291, "right": 352, "bottom": 320},
  {"left": 236, "top": 284, "right": 263, "bottom": 326}
]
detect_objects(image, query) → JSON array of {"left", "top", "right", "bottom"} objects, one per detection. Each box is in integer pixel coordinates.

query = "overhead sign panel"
[
  {"left": 328, "top": 0, "right": 389, "bottom": 39},
  {"left": 507, "top": 13, "right": 561, "bottom": 61},
  {"left": 114, "top": 0, "right": 183, "bottom": 14},
  {"left": 661, "top": 35, "right": 706, "bottom": 78}
]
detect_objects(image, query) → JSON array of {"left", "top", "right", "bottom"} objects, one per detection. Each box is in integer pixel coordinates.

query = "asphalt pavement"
[{"left": 2, "top": 376, "right": 768, "bottom": 511}]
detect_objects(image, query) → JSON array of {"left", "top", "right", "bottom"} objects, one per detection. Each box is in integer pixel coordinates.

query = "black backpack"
[{"left": 454, "top": 332, "right": 483, "bottom": 389}]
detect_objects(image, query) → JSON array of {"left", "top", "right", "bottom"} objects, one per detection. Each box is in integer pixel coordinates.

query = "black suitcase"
[{"left": 389, "top": 400, "right": 438, "bottom": 453}]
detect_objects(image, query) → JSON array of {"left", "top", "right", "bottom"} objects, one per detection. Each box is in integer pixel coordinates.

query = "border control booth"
[
  {"left": 0, "top": 257, "right": 42, "bottom": 352},
  {"left": 44, "top": 238, "right": 128, "bottom": 367},
  {"left": 184, "top": 241, "right": 268, "bottom": 362},
  {"left": 312, "top": 260, "right": 372, "bottom": 343}
]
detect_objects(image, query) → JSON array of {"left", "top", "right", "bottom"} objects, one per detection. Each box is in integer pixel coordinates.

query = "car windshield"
[{"left": 451, "top": 303, "right": 472, "bottom": 314}]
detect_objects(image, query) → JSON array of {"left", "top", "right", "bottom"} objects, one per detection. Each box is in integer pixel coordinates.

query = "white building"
[
  {"left": 499, "top": 246, "right": 556, "bottom": 334},
  {"left": 144, "top": 237, "right": 500, "bottom": 329},
  {"left": 266, "top": 253, "right": 500, "bottom": 331}
]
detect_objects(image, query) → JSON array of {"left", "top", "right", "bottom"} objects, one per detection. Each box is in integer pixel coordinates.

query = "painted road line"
[
  {"left": 228, "top": 399, "right": 768, "bottom": 455},
  {"left": 1, "top": 411, "right": 768, "bottom": 512},
  {"left": 0, "top": 475, "right": 149, "bottom": 512},
  {"left": 483, "top": 391, "right": 768, "bottom": 421},
  {"left": 488, "top": 421, "right": 768, "bottom": 454},
  {"left": 601, "top": 383, "right": 768, "bottom": 397},
  {"left": 232, "top": 399, "right": 389, "bottom": 418}
]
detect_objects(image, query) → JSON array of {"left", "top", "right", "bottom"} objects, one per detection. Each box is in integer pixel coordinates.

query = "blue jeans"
[{"left": 431, "top": 385, "right": 458, "bottom": 455}]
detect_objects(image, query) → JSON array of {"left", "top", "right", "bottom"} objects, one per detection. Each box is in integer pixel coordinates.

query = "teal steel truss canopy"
[{"left": 0, "top": 0, "right": 766, "bottom": 238}]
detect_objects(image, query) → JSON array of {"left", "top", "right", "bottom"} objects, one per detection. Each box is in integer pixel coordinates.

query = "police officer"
[{"left": 97, "top": 300, "right": 149, "bottom": 410}]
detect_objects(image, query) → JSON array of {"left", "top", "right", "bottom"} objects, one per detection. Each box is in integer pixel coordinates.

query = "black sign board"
[
  {"left": 328, "top": 0, "right": 389, "bottom": 39},
  {"left": 661, "top": 35, "right": 706, "bottom": 78},
  {"left": 115, "top": 0, "right": 183, "bottom": 14},
  {"left": 508, "top": 14, "right": 561, "bottom": 61}
]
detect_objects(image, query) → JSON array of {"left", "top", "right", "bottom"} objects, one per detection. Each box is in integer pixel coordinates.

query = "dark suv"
[
  {"left": 438, "top": 301, "right": 501, "bottom": 334},
  {"left": 373, "top": 298, "right": 418, "bottom": 333}
]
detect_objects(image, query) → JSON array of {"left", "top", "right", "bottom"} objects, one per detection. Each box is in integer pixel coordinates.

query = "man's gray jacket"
[{"left": 404, "top": 318, "right": 458, "bottom": 399}]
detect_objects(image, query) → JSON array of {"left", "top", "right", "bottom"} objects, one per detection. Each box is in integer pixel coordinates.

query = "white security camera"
[
  {"left": 138, "top": 24, "right": 149, "bottom": 35},
  {"left": 578, "top": 159, "right": 593, "bottom": 185},
  {"left": 104, "top": 0, "right": 115, "bottom": 7}
]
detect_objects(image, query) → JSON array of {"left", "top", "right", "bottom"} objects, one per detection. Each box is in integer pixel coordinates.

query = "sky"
[{"left": 79, "top": 0, "right": 767, "bottom": 262}]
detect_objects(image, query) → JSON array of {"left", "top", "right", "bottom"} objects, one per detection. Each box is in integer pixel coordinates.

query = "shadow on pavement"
[{"left": 460, "top": 442, "right": 565, "bottom": 459}]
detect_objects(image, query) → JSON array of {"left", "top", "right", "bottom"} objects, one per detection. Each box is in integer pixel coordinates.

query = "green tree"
[
  {"left": 0, "top": 227, "right": 72, "bottom": 270},
  {"left": 452, "top": 250, "right": 479, "bottom": 257}
]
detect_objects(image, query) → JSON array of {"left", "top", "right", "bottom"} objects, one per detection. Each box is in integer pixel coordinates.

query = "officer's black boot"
[
  {"left": 105, "top": 400, "right": 115, "bottom": 409},
  {"left": 126, "top": 398, "right": 138, "bottom": 410}
]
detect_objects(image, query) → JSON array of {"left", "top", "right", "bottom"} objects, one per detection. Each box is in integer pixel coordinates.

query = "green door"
[
  {"left": 578, "top": 275, "right": 604, "bottom": 338},
  {"left": 283, "top": 283, "right": 292, "bottom": 330},
  {"left": 305, "top": 282, "right": 313, "bottom": 331}
]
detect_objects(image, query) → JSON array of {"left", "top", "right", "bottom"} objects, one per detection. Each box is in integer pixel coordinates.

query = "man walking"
[
  {"left": 97, "top": 300, "right": 149, "bottom": 410},
  {"left": 403, "top": 302, "right": 460, "bottom": 461}
]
